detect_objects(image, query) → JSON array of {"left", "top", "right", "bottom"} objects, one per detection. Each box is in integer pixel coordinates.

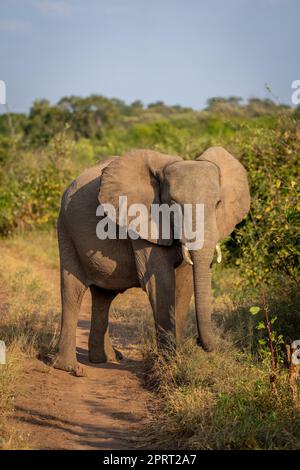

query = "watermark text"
[{"left": 96, "top": 197, "right": 205, "bottom": 250}]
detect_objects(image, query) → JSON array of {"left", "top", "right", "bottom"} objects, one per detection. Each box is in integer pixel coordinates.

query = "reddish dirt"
[{"left": 12, "top": 292, "right": 151, "bottom": 450}]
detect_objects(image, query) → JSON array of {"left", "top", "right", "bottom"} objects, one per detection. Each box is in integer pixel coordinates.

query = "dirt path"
[{"left": 12, "top": 291, "right": 151, "bottom": 450}]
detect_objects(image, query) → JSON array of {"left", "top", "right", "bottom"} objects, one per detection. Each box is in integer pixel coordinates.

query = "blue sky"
[{"left": 0, "top": 0, "right": 299, "bottom": 112}]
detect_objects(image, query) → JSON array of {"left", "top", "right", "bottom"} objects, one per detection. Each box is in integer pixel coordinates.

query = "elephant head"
[{"left": 99, "top": 147, "right": 250, "bottom": 351}]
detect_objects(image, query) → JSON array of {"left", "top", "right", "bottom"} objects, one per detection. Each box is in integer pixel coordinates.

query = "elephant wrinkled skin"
[{"left": 54, "top": 148, "right": 250, "bottom": 373}]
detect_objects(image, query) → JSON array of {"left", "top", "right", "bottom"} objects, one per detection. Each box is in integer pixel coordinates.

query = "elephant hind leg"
[
  {"left": 54, "top": 267, "right": 87, "bottom": 373},
  {"left": 88, "top": 286, "right": 120, "bottom": 364}
]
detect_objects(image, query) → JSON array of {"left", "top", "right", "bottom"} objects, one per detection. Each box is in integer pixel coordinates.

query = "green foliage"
[
  {"left": 248, "top": 305, "right": 285, "bottom": 368},
  {"left": 249, "top": 306, "right": 261, "bottom": 315},
  {"left": 0, "top": 129, "right": 74, "bottom": 235},
  {"left": 232, "top": 116, "right": 300, "bottom": 285}
]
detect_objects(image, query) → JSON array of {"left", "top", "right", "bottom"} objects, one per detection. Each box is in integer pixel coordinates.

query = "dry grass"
[
  {"left": 141, "top": 269, "right": 300, "bottom": 450},
  {"left": 142, "top": 341, "right": 300, "bottom": 449},
  {"left": 0, "top": 230, "right": 60, "bottom": 449}
]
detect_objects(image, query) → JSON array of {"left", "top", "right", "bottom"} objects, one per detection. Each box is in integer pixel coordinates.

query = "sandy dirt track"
[{"left": 12, "top": 291, "right": 151, "bottom": 450}]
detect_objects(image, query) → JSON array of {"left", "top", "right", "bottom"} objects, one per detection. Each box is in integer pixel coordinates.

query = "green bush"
[
  {"left": 231, "top": 116, "right": 300, "bottom": 285},
  {"left": 0, "top": 130, "right": 74, "bottom": 235}
]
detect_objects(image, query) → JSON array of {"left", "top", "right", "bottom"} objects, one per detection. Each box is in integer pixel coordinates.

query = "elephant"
[{"left": 53, "top": 147, "right": 250, "bottom": 374}]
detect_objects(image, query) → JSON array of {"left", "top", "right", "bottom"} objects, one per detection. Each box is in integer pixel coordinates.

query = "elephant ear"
[
  {"left": 197, "top": 146, "right": 250, "bottom": 240},
  {"left": 99, "top": 149, "right": 181, "bottom": 245}
]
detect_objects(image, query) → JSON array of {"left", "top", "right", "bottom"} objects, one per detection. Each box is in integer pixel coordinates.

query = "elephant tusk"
[
  {"left": 216, "top": 243, "right": 222, "bottom": 263},
  {"left": 182, "top": 244, "right": 193, "bottom": 265}
]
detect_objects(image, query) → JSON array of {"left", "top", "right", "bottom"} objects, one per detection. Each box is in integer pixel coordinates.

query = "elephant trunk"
[{"left": 190, "top": 248, "right": 214, "bottom": 352}]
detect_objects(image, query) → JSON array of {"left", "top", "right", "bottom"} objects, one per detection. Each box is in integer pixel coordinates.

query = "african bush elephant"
[{"left": 54, "top": 147, "right": 250, "bottom": 373}]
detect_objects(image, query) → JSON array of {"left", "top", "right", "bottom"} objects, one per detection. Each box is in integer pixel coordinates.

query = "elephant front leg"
[
  {"left": 175, "top": 262, "right": 193, "bottom": 343},
  {"left": 132, "top": 240, "right": 176, "bottom": 353},
  {"left": 151, "top": 272, "right": 176, "bottom": 353},
  {"left": 88, "top": 286, "right": 121, "bottom": 363}
]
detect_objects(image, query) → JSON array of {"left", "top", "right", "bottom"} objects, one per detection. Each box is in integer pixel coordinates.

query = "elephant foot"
[
  {"left": 88, "top": 347, "right": 123, "bottom": 364},
  {"left": 196, "top": 336, "right": 214, "bottom": 352},
  {"left": 53, "top": 354, "right": 86, "bottom": 376}
]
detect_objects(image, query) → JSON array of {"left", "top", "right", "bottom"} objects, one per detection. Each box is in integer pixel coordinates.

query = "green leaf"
[
  {"left": 249, "top": 306, "right": 261, "bottom": 315},
  {"left": 258, "top": 339, "right": 266, "bottom": 345},
  {"left": 270, "top": 316, "right": 277, "bottom": 325},
  {"left": 256, "top": 322, "right": 265, "bottom": 330},
  {"left": 270, "top": 332, "right": 276, "bottom": 341}
]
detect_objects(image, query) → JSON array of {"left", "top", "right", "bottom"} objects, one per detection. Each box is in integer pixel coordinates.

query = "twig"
[{"left": 262, "top": 291, "right": 278, "bottom": 396}]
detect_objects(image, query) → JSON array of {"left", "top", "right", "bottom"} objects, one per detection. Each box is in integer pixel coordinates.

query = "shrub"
[{"left": 230, "top": 115, "right": 300, "bottom": 285}]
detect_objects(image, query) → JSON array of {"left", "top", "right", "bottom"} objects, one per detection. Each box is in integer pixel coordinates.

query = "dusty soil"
[{"left": 11, "top": 291, "right": 152, "bottom": 450}]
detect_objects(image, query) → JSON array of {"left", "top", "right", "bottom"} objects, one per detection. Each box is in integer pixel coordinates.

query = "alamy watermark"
[
  {"left": 96, "top": 196, "right": 204, "bottom": 250},
  {"left": 291, "top": 80, "right": 300, "bottom": 105},
  {"left": 0, "top": 80, "right": 6, "bottom": 105}
]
